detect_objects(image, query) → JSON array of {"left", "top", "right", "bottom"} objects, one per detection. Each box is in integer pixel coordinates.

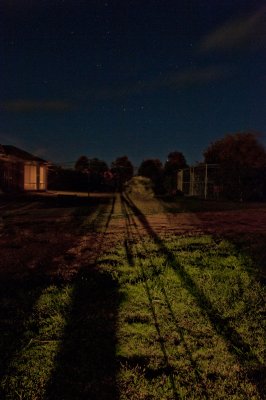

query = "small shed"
[
  {"left": 0, "top": 145, "right": 48, "bottom": 192},
  {"left": 177, "top": 164, "right": 221, "bottom": 199}
]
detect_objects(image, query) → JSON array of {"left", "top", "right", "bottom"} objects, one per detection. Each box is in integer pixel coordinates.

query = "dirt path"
[
  {"left": 1, "top": 194, "right": 266, "bottom": 280},
  {"left": 109, "top": 199, "right": 266, "bottom": 237}
]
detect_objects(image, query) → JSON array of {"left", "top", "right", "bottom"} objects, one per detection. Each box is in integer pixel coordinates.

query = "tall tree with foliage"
[
  {"left": 49, "top": 165, "right": 88, "bottom": 191},
  {"left": 87, "top": 158, "right": 109, "bottom": 191},
  {"left": 138, "top": 159, "right": 164, "bottom": 193},
  {"left": 75, "top": 155, "right": 89, "bottom": 173},
  {"left": 111, "top": 156, "right": 134, "bottom": 191},
  {"left": 164, "top": 151, "right": 188, "bottom": 193},
  {"left": 75, "top": 156, "right": 109, "bottom": 191},
  {"left": 204, "top": 132, "right": 266, "bottom": 200}
]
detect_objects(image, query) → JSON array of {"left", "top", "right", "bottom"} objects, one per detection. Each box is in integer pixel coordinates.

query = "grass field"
[{"left": 0, "top": 193, "right": 265, "bottom": 399}]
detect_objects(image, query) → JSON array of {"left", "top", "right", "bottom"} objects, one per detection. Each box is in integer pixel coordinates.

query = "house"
[{"left": 0, "top": 145, "right": 48, "bottom": 192}]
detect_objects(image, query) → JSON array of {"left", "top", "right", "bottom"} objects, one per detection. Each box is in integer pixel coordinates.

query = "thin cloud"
[
  {"left": 92, "top": 65, "right": 233, "bottom": 100},
  {"left": 199, "top": 6, "right": 266, "bottom": 52},
  {"left": 158, "top": 66, "right": 231, "bottom": 88},
  {"left": 0, "top": 100, "right": 74, "bottom": 112}
]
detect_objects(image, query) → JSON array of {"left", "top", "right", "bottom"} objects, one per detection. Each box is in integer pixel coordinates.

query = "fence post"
[
  {"left": 177, "top": 170, "right": 183, "bottom": 192},
  {"left": 204, "top": 163, "right": 208, "bottom": 199},
  {"left": 190, "top": 167, "right": 194, "bottom": 196}
]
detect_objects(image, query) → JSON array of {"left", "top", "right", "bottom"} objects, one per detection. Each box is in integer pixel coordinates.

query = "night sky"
[{"left": 1, "top": 0, "right": 266, "bottom": 167}]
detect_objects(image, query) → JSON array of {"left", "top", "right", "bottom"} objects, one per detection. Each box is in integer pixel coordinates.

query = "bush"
[{"left": 124, "top": 176, "right": 155, "bottom": 198}]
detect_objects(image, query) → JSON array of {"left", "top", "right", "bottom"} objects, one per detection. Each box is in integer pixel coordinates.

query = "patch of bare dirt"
[
  {"left": 1, "top": 194, "right": 266, "bottom": 281},
  {"left": 112, "top": 208, "right": 266, "bottom": 236},
  {"left": 165, "top": 208, "right": 266, "bottom": 235}
]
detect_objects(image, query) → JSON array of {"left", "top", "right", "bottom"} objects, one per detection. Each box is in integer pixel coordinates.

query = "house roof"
[{"left": 0, "top": 145, "right": 47, "bottom": 163}]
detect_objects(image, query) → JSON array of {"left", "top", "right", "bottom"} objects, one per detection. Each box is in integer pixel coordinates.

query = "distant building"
[{"left": 0, "top": 145, "right": 48, "bottom": 192}]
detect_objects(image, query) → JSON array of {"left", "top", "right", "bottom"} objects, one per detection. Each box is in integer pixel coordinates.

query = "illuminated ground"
[{"left": 0, "top": 193, "right": 265, "bottom": 399}]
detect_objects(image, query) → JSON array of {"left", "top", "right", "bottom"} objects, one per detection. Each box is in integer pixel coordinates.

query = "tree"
[
  {"left": 138, "top": 159, "right": 164, "bottom": 193},
  {"left": 111, "top": 156, "right": 134, "bottom": 191},
  {"left": 164, "top": 151, "right": 188, "bottom": 193},
  {"left": 87, "top": 158, "right": 109, "bottom": 191},
  {"left": 204, "top": 132, "right": 266, "bottom": 200},
  {"left": 75, "top": 156, "right": 109, "bottom": 191},
  {"left": 204, "top": 133, "right": 266, "bottom": 167},
  {"left": 48, "top": 165, "right": 88, "bottom": 191},
  {"left": 75, "top": 155, "right": 89, "bottom": 173}
]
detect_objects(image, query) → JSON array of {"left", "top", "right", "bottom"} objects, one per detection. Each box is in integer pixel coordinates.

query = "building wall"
[
  {"left": 0, "top": 161, "right": 24, "bottom": 191},
  {"left": 0, "top": 161, "right": 47, "bottom": 192}
]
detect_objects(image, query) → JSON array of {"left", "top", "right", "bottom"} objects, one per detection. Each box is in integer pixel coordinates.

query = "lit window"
[
  {"left": 39, "top": 165, "right": 46, "bottom": 190},
  {"left": 24, "top": 165, "right": 37, "bottom": 190}
]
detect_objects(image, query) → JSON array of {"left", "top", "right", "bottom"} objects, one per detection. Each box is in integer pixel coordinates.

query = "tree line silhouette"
[
  {"left": 48, "top": 152, "right": 187, "bottom": 195},
  {"left": 48, "top": 132, "right": 266, "bottom": 200}
]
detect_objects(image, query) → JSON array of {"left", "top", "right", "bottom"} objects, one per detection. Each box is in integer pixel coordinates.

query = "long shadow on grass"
[
  {"left": 122, "top": 196, "right": 209, "bottom": 398},
  {"left": 121, "top": 196, "right": 180, "bottom": 399},
  {"left": 122, "top": 194, "right": 266, "bottom": 397},
  {"left": 0, "top": 195, "right": 112, "bottom": 398},
  {"left": 45, "top": 195, "right": 119, "bottom": 400}
]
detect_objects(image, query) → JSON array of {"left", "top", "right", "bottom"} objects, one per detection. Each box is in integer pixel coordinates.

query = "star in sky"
[{"left": 0, "top": 0, "right": 265, "bottom": 166}]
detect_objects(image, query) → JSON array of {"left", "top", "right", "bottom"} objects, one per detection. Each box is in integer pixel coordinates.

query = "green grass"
[
  {"left": 111, "top": 234, "right": 265, "bottom": 400},
  {"left": 1, "top": 285, "right": 73, "bottom": 399},
  {"left": 0, "top": 194, "right": 265, "bottom": 399}
]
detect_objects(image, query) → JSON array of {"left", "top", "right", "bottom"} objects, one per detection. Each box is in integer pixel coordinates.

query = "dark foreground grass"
[{"left": 0, "top": 194, "right": 265, "bottom": 399}]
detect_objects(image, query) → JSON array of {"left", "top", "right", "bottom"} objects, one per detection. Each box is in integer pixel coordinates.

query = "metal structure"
[{"left": 177, "top": 164, "right": 220, "bottom": 199}]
